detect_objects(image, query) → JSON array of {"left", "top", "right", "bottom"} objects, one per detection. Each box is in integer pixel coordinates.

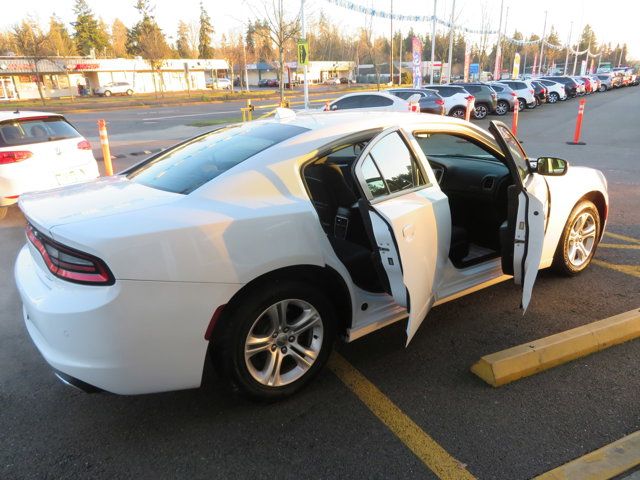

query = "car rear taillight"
[
  {"left": 26, "top": 224, "right": 114, "bottom": 286},
  {"left": 0, "top": 151, "right": 32, "bottom": 165},
  {"left": 529, "top": 89, "right": 535, "bottom": 94},
  {"left": 409, "top": 104, "right": 419, "bottom": 112},
  {"left": 435, "top": 99, "right": 445, "bottom": 105},
  {"left": 77, "top": 140, "right": 92, "bottom": 150},
  {"left": 511, "top": 92, "right": 517, "bottom": 97}
]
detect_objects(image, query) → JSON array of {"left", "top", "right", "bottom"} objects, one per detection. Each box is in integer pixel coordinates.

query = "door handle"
[{"left": 402, "top": 224, "right": 415, "bottom": 240}]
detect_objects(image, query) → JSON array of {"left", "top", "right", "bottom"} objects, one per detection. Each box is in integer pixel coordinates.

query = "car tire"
[
  {"left": 126, "top": 89, "right": 133, "bottom": 96},
  {"left": 473, "top": 104, "right": 488, "bottom": 119},
  {"left": 548, "top": 92, "right": 559, "bottom": 103},
  {"left": 104, "top": 90, "right": 112, "bottom": 97},
  {"left": 449, "top": 106, "right": 466, "bottom": 118},
  {"left": 212, "top": 280, "right": 336, "bottom": 401},
  {"left": 553, "top": 200, "right": 601, "bottom": 276},
  {"left": 599, "top": 85, "right": 607, "bottom": 92},
  {"left": 518, "top": 98, "right": 526, "bottom": 111},
  {"left": 526, "top": 100, "right": 536, "bottom": 109},
  {"left": 495, "top": 100, "right": 509, "bottom": 116}
]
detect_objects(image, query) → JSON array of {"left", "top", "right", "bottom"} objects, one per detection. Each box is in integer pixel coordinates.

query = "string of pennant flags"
[{"left": 327, "top": 0, "right": 603, "bottom": 57}]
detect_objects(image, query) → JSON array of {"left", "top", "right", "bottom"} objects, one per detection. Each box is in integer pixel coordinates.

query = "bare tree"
[
  {"left": 13, "top": 19, "right": 49, "bottom": 105},
  {"left": 253, "top": 0, "right": 300, "bottom": 102},
  {"left": 138, "top": 25, "right": 170, "bottom": 98}
]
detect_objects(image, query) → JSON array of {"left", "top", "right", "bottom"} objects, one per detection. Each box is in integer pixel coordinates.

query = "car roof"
[
  {"left": 334, "top": 91, "right": 399, "bottom": 100},
  {"left": 0, "top": 110, "right": 63, "bottom": 122}
]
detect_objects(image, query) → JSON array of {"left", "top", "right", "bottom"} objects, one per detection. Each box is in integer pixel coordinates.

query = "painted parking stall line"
[{"left": 328, "top": 352, "right": 476, "bottom": 480}]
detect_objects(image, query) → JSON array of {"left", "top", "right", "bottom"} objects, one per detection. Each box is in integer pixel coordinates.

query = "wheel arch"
[
  {"left": 579, "top": 190, "right": 608, "bottom": 240},
  {"left": 207, "top": 264, "right": 353, "bottom": 346}
]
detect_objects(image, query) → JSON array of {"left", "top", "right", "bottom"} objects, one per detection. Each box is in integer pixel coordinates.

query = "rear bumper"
[{"left": 15, "top": 245, "right": 241, "bottom": 395}]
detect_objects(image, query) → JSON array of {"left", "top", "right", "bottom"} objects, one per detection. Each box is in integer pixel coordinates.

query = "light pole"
[
  {"left": 301, "top": 0, "right": 309, "bottom": 109},
  {"left": 538, "top": 10, "right": 548, "bottom": 75},
  {"left": 429, "top": 0, "right": 437, "bottom": 83},
  {"left": 390, "top": 0, "right": 393, "bottom": 85},
  {"left": 493, "top": 0, "right": 504, "bottom": 81},
  {"left": 447, "top": 0, "right": 456, "bottom": 84},
  {"left": 563, "top": 21, "right": 573, "bottom": 75}
]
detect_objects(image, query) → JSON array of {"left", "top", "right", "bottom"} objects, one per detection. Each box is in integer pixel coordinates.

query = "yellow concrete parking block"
[
  {"left": 534, "top": 430, "right": 640, "bottom": 480},
  {"left": 471, "top": 308, "right": 640, "bottom": 387},
  {"left": 329, "top": 352, "right": 476, "bottom": 480}
]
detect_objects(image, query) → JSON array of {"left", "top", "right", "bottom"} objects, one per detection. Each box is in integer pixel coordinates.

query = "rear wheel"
[
  {"left": 599, "top": 84, "right": 607, "bottom": 92},
  {"left": 449, "top": 106, "right": 466, "bottom": 118},
  {"left": 553, "top": 200, "right": 601, "bottom": 276},
  {"left": 213, "top": 281, "right": 336, "bottom": 401},
  {"left": 126, "top": 89, "right": 133, "bottom": 96},
  {"left": 104, "top": 90, "right": 112, "bottom": 97},
  {"left": 495, "top": 100, "right": 509, "bottom": 116},
  {"left": 518, "top": 98, "right": 526, "bottom": 111},
  {"left": 548, "top": 92, "right": 559, "bottom": 103}
]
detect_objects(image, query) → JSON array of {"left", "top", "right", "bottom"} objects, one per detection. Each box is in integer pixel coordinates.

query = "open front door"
[
  {"left": 489, "top": 121, "right": 548, "bottom": 312},
  {"left": 354, "top": 129, "right": 443, "bottom": 344}
]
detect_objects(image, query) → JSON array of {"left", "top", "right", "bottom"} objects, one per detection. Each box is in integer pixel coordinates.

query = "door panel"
[{"left": 489, "top": 121, "right": 548, "bottom": 312}]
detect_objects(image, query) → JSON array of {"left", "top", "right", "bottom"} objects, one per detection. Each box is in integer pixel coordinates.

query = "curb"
[{"left": 471, "top": 307, "right": 640, "bottom": 387}]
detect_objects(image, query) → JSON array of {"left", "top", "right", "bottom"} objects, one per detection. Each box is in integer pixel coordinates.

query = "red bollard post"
[
  {"left": 97, "top": 119, "right": 113, "bottom": 176},
  {"left": 511, "top": 101, "right": 519, "bottom": 136},
  {"left": 568, "top": 99, "right": 587, "bottom": 145},
  {"left": 464, "top": 95, "right": 474, "bottom": 121}
]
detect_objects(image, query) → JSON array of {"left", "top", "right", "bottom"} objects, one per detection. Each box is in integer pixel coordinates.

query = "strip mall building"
[{"left": 0, "top": 57, "right": 229, "bottom": 101}]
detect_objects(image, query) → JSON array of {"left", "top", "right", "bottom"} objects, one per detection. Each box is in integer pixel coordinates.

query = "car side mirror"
[{"left": 535, "top": 157, "right": 568, "bottom": 176}]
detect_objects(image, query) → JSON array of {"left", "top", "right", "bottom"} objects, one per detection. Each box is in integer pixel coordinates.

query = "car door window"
[
  {"left": 367, "top": 132, "right": 425, "bottom": 195},
  {"left": 362, "top": 95, "right": 394, "bottom": 107},
  {"left": 361, "top": 154, "right": 388, "bottom": 198},
  {"left": 333, "top": 96, "right": 360, "bottom": 110},
  {"left": 392, "top": 91, "right": 413, "bottom": 100},
  {"left": 493, "top": 124, "right": 529, "bottom": 182}
]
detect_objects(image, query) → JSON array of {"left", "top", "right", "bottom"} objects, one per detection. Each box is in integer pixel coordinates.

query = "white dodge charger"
[{"left": 14, "top": 110, "right": 608, "bottom": 401}]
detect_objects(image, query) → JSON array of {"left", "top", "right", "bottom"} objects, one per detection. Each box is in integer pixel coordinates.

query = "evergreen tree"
[
  {"left": 72, "top": 0, "right": 108, "bottom": 56},
  {"left": 47, "top": 15, "right": 76, "bottom": 56},
  {"left": 198, "top": 2, "right": 214, "bottom": 58},
  {"left": 176, "top": 21, "right": 197, "bottom": 58}
]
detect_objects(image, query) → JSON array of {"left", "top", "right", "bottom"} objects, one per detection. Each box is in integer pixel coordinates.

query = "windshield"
[
  {"left": 127, "top": 123, "right": 308, "bottom": 194},
  {"left": 0, "top": 116, "right": 81, "bottom": 147}
]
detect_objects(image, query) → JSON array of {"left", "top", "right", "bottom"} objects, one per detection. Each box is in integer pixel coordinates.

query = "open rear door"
[
  {"left": 489, "top": 121, "right": 548, "bottom": 312},
  {"left": 353, "top": 129, "right": 442, "bottom": 344}
]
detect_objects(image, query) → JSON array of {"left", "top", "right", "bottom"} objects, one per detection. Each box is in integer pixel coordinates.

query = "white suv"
[
  {"left": 497, "top": 80, "right": 536, "bottom": 111},
  {"left": 0, "top": 111, "right": 99, "bottom": 213},
  {"left": 94, "top": 82, "right": 134, "bottom": 97},
  {"left": 537, "top": 79, "right": 567, "bottom": 103},
  {"left": 423, "top": 85, "right": 475, "bottom": 118}
]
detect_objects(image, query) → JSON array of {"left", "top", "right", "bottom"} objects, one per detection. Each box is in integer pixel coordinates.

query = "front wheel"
[
  {"left": 495, "top": 100, "right": 509, "bottom": 116},
  {"left": 104, "top": 90, "right": 112, "bottom": 97},
  {"left": 474, "top": 104, "right": 489, "bottom": 119},
  {"left": 213, "top": 281, "right": 336, "bottom": 401},
  {"left": 126, "top": 89, "right": 133, "bottom": 96},
  {"left": 548, "top": 92, "right": 559, "bottom": 103},
  {"left": 553, "top": 200, "right": 601, "bottom": 276}
]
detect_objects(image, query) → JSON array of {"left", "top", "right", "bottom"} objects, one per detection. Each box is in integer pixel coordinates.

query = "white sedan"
[
  {"left": 325, "top": 91, "right": 419, "bottom": 112},
  {"left": 15, "top": 110, "right": 608, "bottom": 400},
  {"left": 0, "top": 111, "right": 99, "bottom": 218}
]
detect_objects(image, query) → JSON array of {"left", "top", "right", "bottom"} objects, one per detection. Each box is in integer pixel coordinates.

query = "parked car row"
[{"left": 324, "top": 70, "right": 638, "bottom": 121}]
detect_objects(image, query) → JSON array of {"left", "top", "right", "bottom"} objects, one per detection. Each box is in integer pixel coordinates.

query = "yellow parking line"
[
  {"left": 328, "top": 352, "right": 476, "bottom": 480},
  {"left": 534, "top": 430, "right": 640, "bottom": 480},
  {"left": 593, "top": 259, "right": 640, "bottom": 279},
  {"left": 599, "top": 243, "right": 640, "bottom": 250},
  {"left": 604, "top": 232, "right": 640, "bottom": 245}
]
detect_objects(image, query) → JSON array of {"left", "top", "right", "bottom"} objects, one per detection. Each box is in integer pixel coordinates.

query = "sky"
[{"left": 2, "top": 0, "right": 638, "bottom": 59}]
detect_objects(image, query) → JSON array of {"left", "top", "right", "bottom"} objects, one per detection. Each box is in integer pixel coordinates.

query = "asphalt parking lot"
[{"left": 1, "top": 86, "right": 639, "bottom": 479}]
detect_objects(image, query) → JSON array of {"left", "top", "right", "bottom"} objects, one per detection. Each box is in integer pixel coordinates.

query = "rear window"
[
  {"left": 0, "top": 116, "right": 81, "bottom": 147},
  {"left": 127, "top": 123, "right": 309, "bottom": 194}
]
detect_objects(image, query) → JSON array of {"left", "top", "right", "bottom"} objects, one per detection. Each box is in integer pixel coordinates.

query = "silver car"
[
  {"left": 496, "top": 80, "right": 536, "bottom": 111},
  {"left": 94, "top": 82, "right": 134, "bottom": 97},
  {"left": 596, "top": 74, "right": 613, "bottom": 92},
  {"left": 488, "top": 82, "right": 517, "bottom": 115}
]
